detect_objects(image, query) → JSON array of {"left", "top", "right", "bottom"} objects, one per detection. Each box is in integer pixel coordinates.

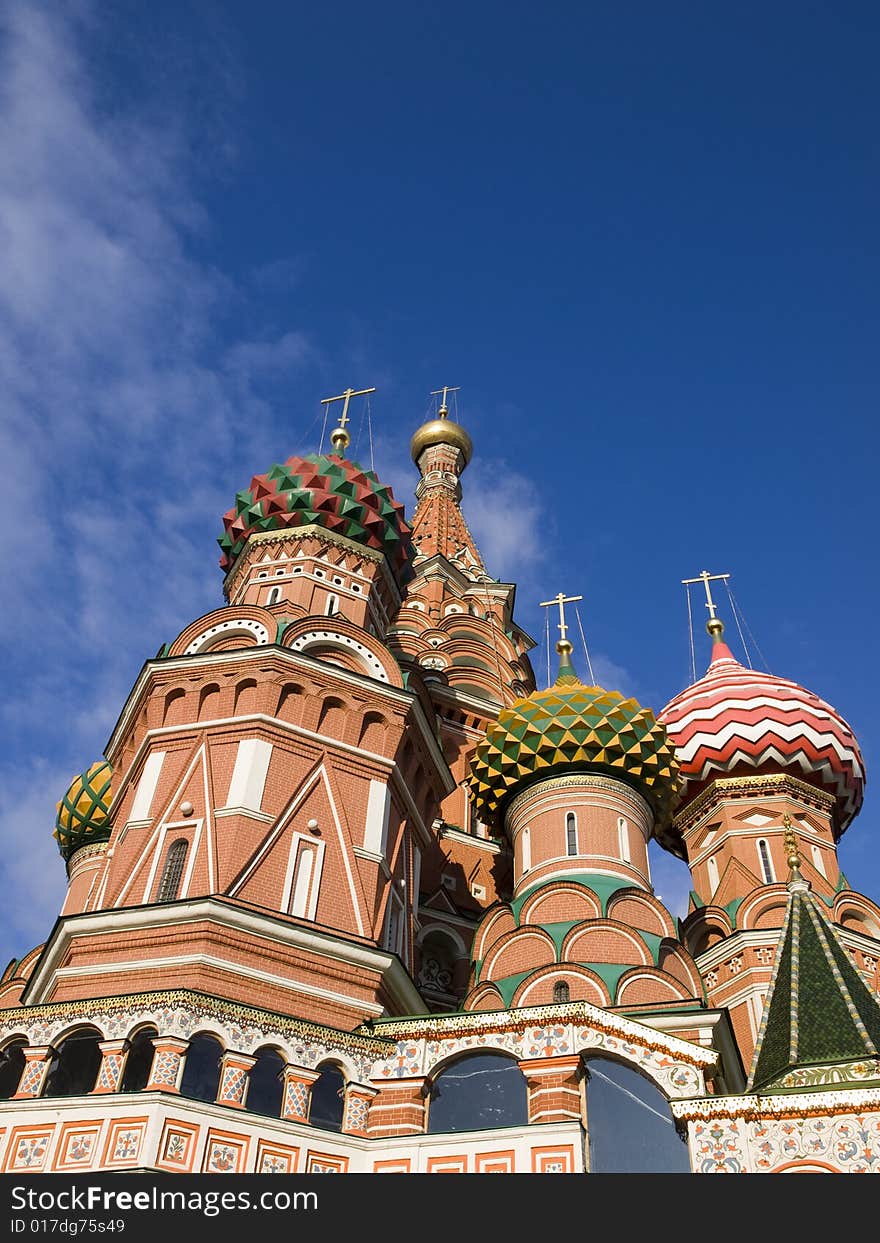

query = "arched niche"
[
  {"left": 42, "top": 1028, "right": 103, "bottom": 1098},
  {"left": 309, "top": 1062, "right": 346, "bottom": 1132},
  {"left": 426, "top": 1052, "right": 528, "bottom": 1134},
  {"left": 179, "top": 1033, "right": 224, "bottom": 1104},
  {"left": 583, "top": 1055, "right": 690, "bottom": 1173}
]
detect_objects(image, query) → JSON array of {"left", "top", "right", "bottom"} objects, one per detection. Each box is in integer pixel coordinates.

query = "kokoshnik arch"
[{"left": 1, "top": 391, "right": 878, "bottom": 1175}]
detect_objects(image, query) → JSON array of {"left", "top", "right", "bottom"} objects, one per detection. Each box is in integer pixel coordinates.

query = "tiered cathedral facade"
[{"left": 1, "top": 402, "right": 879, "bottom": 1174}]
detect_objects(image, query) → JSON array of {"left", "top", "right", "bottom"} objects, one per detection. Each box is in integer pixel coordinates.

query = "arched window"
[
  {"left": 42, "top": 1030, "right": 103, "bottom": 1098},
  {"left": 757, "top": 839, "right": 775, "bottom": 884},
  {"left": 246, "top": 1048, "right": 285, "bottom": 1118},
  {"left": 0, "top": 1040, "right": 26, "bottom": 1099},
  {"left": 325, "top": 593, "right": 339, "bottom": 616},
  {"left": 121, "top": 1027, "right": 158, "bottom": 1093},
  {"left": 566, "top": 813, "right": 578, "bottom": 857},
  {"left": 157, "top": 839, "right": 188, "bottom": 902},
  {"left": 707, "top": 855, "right": 719, "bottom": 894},
  {"left": 553, "top": 980, "right": 571, "bottom": 1004},
  {"left": 811, "top": 844, "right": 826, "bottom": 877},
  {"left": 521, "top": 826, "right": 531, "bottom": 873},
  {"left": 427, "top": 1053, "right": 528, "bottom": 1134},
  {"left": 618, "top": 816, "right": 630, "bottom": 863},
  {"left": 584, "top": 1056, "right": 689, "bottom": 1172},
  {"left": 309, "top": 1064, "right": 346, "bottom": 1131},
  {"left": 266, "top": 585, "right": 281, "bottom": 605},
  {"left": 179, "top": 1034, "right": 223, "bottom": 1104}
]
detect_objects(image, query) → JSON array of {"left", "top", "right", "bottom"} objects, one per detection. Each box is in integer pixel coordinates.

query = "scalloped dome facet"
[
  {"left": 659, "top": 641, "right": 865, "bottom": 836},
  {"left": 218, "top": 454, "right": 413, "bottom": 581},
  {"left": 54, "top": 761, "right": 113, "bottom": 861},
  {"left": 466, "top": 674, "right": 680, "bottom": 840}
]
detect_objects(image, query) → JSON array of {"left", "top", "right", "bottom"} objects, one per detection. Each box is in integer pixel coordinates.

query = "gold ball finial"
[
  {"left": 706, "top": 617, "right": 725, "bottom": 642},
  {"left": 329, "top": 426, "right": 351, "bottom": 454}
]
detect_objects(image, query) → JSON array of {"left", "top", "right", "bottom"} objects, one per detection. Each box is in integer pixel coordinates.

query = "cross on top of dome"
[{"left": 320, "top": 385, "right": 376, "bottom": 453}]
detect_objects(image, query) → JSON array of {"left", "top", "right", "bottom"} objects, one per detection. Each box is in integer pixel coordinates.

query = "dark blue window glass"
[
  {"left": 427, "top": 1053, "right": 528, "bottom": 1133},
  {"left": 585, "top": 1057, "right": 690, "bottom": 1173},
  {"left": 121, "top": 1027, "right": 157, "bottom": 1093},
  {"left": 179, "top": 1034, "right": 223, "bottom": 1104},
  {"left": 247, "top": 1049, "right": 285, "bottom": 1118},
  {"left": 42, "top": 1030, "right": 103, "bottom": 1097},
  {"left": 310, "top": 1064, "right": 345, "bottom": 1131}
]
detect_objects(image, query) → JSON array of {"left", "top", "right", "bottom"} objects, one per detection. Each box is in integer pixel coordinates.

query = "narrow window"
[
  {"left": 385, "top": 899, "right": 403, "bottom": 954},
  {"left": 566, "top": 813, "right": 578, "bottom": 857},
  {"left": 266, "top": 585, "right": 281, "bottom": 605},
  {"left": 757, "top": 839, "right": 775, "bottom": 884},
  {"left": 157, "top": 839, "right": 188, "bottom": 902},
  {"left": 553, "top": 980, "right": 570, "bottom": 1004},
  {"left": 707, "top": 855, "right": 719, "bottom": 894},
  {"left": 618, "top": 816, "right": 630, "bottom": 862},
  {"left": 325, "top": 593, "right": 339, "bottom": 616},
  {"left": 290, "top": 844, "right": 317, "bottom": 918},
  {"left": 522, "top": 827, "right": 531, "bottom": 873},
  {"left": 811, "top": 844, "right": 826, "bottom": 878}
]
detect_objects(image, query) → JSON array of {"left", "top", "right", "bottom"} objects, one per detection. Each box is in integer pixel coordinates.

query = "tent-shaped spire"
[{"left": 748, "top": 818, "right": 880, "bottom": 1092}]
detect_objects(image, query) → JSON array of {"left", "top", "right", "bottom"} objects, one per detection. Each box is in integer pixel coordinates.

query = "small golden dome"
[{"left": 410, "top": 417, "right": 473, "bottom": 467}]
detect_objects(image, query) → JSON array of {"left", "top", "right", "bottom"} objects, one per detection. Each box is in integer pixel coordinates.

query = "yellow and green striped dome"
[
  {"left": 467, "top": 656, "right": 680, "bottom": 833},
  {"left": 54, "top": 762, "right": 113, "bottom": 861}
]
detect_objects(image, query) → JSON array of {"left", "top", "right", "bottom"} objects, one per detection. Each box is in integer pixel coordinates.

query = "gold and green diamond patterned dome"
[
  {"left": 54, "top": 761, "right": 113, "bottom": 861},
  {"left": 467, "top": 646, "right": 682, "bottom": 849}
]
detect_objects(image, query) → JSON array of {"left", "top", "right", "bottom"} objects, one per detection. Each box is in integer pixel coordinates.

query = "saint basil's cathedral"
[{"left": 1, "top": 394, "right": 879, "bottom": 1176}]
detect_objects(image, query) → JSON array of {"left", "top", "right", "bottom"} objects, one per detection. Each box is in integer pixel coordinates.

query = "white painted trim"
[
  {"left": 223, "top": 738, "right": 273, "bottom": 813},
  {"left": 142, "top": 819, "right": 203, "bottom": 904},
  {"left": 129, "top": 751, "right": 166, "bottom": 821},
  {"left": 214, "top": 806, "right": 274, "bottom": 823}
]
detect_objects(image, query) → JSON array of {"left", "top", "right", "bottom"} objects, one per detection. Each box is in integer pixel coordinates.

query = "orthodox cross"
[
  {"left": 682, "top": 569, "right": 730, "bottom": 623},
  {"left": 430, "top": 385, "right": 460, "bottom": 416},
  {"left": 321, "top": 386, "right": 376, "bottom": 451},
  {"left": 539, "top": 592, "right": 583, "bottom": 645}
]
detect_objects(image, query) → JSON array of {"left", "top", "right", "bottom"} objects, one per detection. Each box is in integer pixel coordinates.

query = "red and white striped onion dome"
[{"left": 659, "top": 636, "right": 865, "bottom": 837}]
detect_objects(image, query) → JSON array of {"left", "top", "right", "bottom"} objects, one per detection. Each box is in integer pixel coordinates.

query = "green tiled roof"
[{"left": 749, "top": 886, "right": 880, "bottom": 1092}]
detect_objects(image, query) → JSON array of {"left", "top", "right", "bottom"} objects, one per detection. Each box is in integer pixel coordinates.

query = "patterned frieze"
[
  {"left": 370, "top": 1001, "right": 714, "bottom": 1098},
  {"left": 0, "top": 990, "right": 382, "bottom": 1080},
  {"left": 686, "top": 1106, "right": 880, "bottom": 1173}
]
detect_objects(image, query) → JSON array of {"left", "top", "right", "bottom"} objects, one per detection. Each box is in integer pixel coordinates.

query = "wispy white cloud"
[
  {"left": 464, "top": 458, "right": 543, "bottom": 580},
  {"left": 0, "top": 4, "right": 317, "bottom": 955}
]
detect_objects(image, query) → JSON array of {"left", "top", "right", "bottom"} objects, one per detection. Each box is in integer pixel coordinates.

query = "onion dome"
[
  {"left": 218, "top": 453, "right": 413, "bottom": 581},
  {"left": 410, "top": 411, "right": 473, "bottom": 465},
  {"left": 467, "top": 643, "right": 680, "bottom": 843},
  {"left": 660, "top": 631, "right": 865, "bottom": 836},
  {"left": 54, "top": 761, "right": 113, "bottom": 861}
]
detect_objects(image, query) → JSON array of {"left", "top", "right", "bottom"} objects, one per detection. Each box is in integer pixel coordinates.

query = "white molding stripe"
[{"left": 52, "top": 954, "right": 384, "bottom": 1017}]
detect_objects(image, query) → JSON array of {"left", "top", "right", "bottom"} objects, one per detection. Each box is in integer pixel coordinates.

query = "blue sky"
[{"left": 1, "top": 1, "right": 878, "bottom": 965}]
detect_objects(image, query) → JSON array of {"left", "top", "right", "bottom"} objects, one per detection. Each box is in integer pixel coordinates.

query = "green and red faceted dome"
[
  {"left": 218, "top": 454, "right": 413, "bottom": 581},
  {"left": 660, "top": 639, "right": 865, "bottom": 836}
]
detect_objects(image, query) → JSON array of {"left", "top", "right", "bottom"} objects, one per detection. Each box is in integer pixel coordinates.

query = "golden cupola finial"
[{"left": 410, "top": 385, "right": 473, "bottom": 467}]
